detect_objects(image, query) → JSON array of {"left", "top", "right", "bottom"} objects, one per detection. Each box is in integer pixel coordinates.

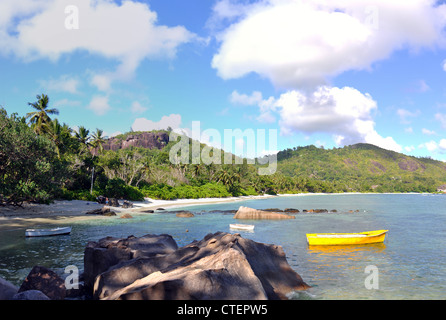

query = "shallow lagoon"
[{"left": 1, "top": 193, "right": 445, "bottom": 299}]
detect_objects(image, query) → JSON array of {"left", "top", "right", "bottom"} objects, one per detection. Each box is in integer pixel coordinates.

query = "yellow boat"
[{"left": 306, "top": 230, "right": 388, "bottom": 246}]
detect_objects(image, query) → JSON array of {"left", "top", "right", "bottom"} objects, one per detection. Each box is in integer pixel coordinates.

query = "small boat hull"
[
  {"left": 25, "top": 227, "right": 72, "bottom": 237},
  {"left": 306, "top": 230, "right": 388, "bottom": 246},
  {"left": 230, "top": 224, "right": 255, "bottom": 231}
]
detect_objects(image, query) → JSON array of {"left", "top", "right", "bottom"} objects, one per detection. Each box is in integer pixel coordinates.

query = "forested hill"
[
  {"left": 5, "top": 99, "right": 446, "bottom": 207},
  {"left": 275, "top": 143, "right": 446, "bottom": 193}
]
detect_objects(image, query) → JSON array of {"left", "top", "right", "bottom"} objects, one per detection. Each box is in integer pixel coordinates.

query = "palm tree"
[
  {"left": 26, "top": 94, "right": 59, "bottom": 135},
  {"left": 43, "top": 119, "right": 63, "bottom": 158},
  {"left": 216, "top": 168, "right": 234, "bottom": 187},
  {"left": 75, "top": 126, "right": 91, "bottom": 155},
  {"left": 91, "top": 128, "right": 106, "bottom": 154},
  {"left": 75, "top": 126, "right": 90, "bottom": 145},
  {"left": 192, "top": 163, "right": 203, "bottom": 177}
]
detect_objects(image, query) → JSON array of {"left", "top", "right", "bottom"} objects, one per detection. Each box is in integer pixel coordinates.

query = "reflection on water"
[
  {"left": 308, "top": 243, "right": 386, "bottom": 255},
  {"left": 303, "top": 243, "right": 389, "bottom": 299}
]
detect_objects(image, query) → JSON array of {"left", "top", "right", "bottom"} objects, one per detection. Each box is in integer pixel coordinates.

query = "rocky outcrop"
[
  {"left": 86, "top": 232, "right": 309, "bottom": 300},
  {"left": 175, "top": 211, "right": 195, "bottom": 218},
  {"left": 0, "top": 276, "right": 19, "bottom": 300},
  {"left": 83, "top": 234, "right": 179, "bottom": 290},
  {"left": 370, "top": 160, "right": 386, "bottom": 173},
  {"left": 12, "top": 290, "right": 50, "bottom": 300},
  {"left": 122, "top": 200, "right": 133, "bottom": 209},
  {"left": 234, "top": 206, "right": 295, "bottom": 220},
  {"left": 18, "top": 266, "right": 66, "bottom": 300},
  {"left": 398, "top": 159, "right": 425, "bottom": 172},
  {"left": 99, "top": 132, "right": 169, "bottom": 153},
  {"left": 284, "top": 208, "right": 300, "bottom": 213},
  {"left": 108, "top": 198, "right": 120, "bottom": 207},
  {"left": 86, "top": 206, "right": 117, "bottom": 216}
]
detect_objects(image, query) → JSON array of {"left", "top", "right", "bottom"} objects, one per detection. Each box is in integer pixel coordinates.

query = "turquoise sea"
[{"left": 1, "top": 193, "right": 445, "bottom": 300}]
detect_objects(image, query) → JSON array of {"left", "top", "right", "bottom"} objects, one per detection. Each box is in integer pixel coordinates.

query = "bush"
[
  {"left": 104, "top": 178, "right": 144, "bottom": 201},
  {"left": 0, "top": 109, "right": 65, "bottom": 205},
  {"left": 140, "top": 182, "right": 233, "bottom": 200},
  {"left": 55, "top": 188, "right": 97, "bottom": 201}
]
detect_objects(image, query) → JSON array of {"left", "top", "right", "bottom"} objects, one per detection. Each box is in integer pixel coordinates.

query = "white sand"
[{"left": 0, "top": 195, "right": 277, "bottom": 230}]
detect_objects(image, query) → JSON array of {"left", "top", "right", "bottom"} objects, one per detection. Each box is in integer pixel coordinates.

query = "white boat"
[
  {"left": 25, "top": 227, "right": 72, "bottom": 237},
  {"left": 229, "top": 224, "right": 255, "bottom": 231}
]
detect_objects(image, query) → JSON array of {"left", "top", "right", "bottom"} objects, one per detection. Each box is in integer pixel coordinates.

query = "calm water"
[{"left": 1, "top": 194, "right": 445, "bottom": 299}]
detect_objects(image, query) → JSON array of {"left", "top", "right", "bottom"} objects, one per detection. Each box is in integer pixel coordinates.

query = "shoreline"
[
  {"left": 0, "top": 194, "right": 275, "bottom": 230},
  {"left": 0, "top": 192, "right": 438, "bottom": 230}
]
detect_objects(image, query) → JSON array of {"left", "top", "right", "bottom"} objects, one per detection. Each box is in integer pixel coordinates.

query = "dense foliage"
[
  {"left": 0, "top": 108, "right": 65, "bottom": 205},
  {"left": 275, "top": 144, "right": 446, "bottom": 193},
  {"left": 1, "top": 95, "right": 446, "bottom": 206}
]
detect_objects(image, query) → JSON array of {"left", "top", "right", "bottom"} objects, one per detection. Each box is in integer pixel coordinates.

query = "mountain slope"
[{"left": 276, "top": 143, "right": 446, "bottom": 192}]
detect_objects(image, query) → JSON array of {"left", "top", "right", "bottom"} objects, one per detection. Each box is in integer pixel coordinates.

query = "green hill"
[
  {"left": 4, "top": 98, "right": 446, "bottom": 207},
  {"left": 275, "top": 143, "right": 446, "bottom": 193}
]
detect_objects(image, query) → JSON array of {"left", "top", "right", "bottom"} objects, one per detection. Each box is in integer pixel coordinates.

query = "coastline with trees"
[{"left": 2, "top": 94, "right": 446, "bottom": 209}]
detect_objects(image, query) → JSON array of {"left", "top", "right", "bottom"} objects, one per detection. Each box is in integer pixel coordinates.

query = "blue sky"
[{"left": 2, "top": 0, "right": 446, "bottom": 161}]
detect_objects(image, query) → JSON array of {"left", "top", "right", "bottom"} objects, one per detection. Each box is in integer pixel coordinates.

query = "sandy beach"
[{"left": 0, "top": 195, "right": 278, "bottom": 230}]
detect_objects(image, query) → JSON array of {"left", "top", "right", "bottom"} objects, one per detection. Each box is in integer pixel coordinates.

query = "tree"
[
  {"left": 75, "top": 126, "right": 91, "bottom": 154},
  {"left": 43, "top": 118, "right": 63, "bottom": 158},
  {"left": 0, "top": 108, "right": 62, "bottom": 205},
  {"left": 216, "top": 168, "right": 233, "bottom": 187},
  {"left": 91, "top": 128, "right": 106, "bottom": 154},
  {"left": 26, "top": 94, "right": 59, "bottom": 135},
  {"left": 192, "top": 164, "right": 203, "bottom": 177}
]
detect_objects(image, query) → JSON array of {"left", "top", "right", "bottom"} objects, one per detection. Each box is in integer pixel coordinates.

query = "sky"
[{"left": 2, "top": 0, "right": 446, "bottom": 161}]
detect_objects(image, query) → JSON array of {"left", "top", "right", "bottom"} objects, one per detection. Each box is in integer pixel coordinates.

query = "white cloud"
[
  {"left": 277, "top": 86, "right": 401, "bottom": 152},
  {"left": 90, "top": 73, "right": 112, "bottom": 92},
  {"left": 405, "top": 145, "right": 415, "bottom": 153},
  {"left": 397, "top": 108, "right": 421, "bottom": 124},
  {"left": 418, "top": 139, "right": 446, "bottom": 153},
  {"left": 103, "top": 131, "right": 122, "bottom": 138},
  {"left": 212, "top": 0, "right": 446, "bottom": 88},
  {"left": 39, "top": 75, "right": 80, "bottom": 94},
  {"left": 422, "top": 128, "right": 436, "bottom": 135},
  {"left": 435, "top": 113, "right": 446, "bottom": 128},
  {"left": 232, "top": 86, "right": 402, "bottom": 152},
  {"left": 418, "top": 79, "right": 430, "bottom": 93},
  {"left": 53, "top": 98, "right": 81, "bottom": 108},
  {"left": 87, "top": 95, "right": 110, "bottom": 116},
  {"left": 440, "top": 139, "right": 446, "bottom": 150},
  {"left": 2, "top": 0, "right": 196, "bottom": 85},
  {"left": 421, "top": 140, "right": 438, "bottom": 152},
  {"left": 132, "top": 114, "right": 182, "bottom": 131},
  {"left": 230, "top": 90, "right": 277, "bottom": 123},
  {"left": 230, "top": 90, "right": 263, "bottom": 106},
  {"left": 130, "top": 101, "right": 148, "bottom": 114}
]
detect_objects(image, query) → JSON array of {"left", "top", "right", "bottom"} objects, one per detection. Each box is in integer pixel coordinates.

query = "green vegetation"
[
  {"left": 275, "top": 144, "right": 446, "bottom": 193},
  {"left": 1, "top": 94, "right": 446, "bottom": 206}
]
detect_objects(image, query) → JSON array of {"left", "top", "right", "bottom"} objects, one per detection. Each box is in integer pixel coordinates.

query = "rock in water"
[
  {"left": 234, "top": 206, "right": 295, "bottom": 220},
  {"left": 18, "top": 266, "right": 66, "bottom": 300},
  {"left": 0, "top": 276, "right": 19, "bottom": 300},
  {"left": 86, "top": 206, "right": 117, "bottom": 216},
  {"left": 175, "top": 211, "right": 195, "bottom": 218},
  {"left": 88, "top": 232, "right": 309, "bottom": 300},
  {"left": 12, "top": 290, "right": 50, "bottom": 300},
  {"left": 83, "top": 234, "right": 178, "bottom": 290},
  {"left": 122, "top": 200, "right": 133, "bottom": 209},
  {"left": 108, "top": 198, "right": 120, "bottom": 207}
]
